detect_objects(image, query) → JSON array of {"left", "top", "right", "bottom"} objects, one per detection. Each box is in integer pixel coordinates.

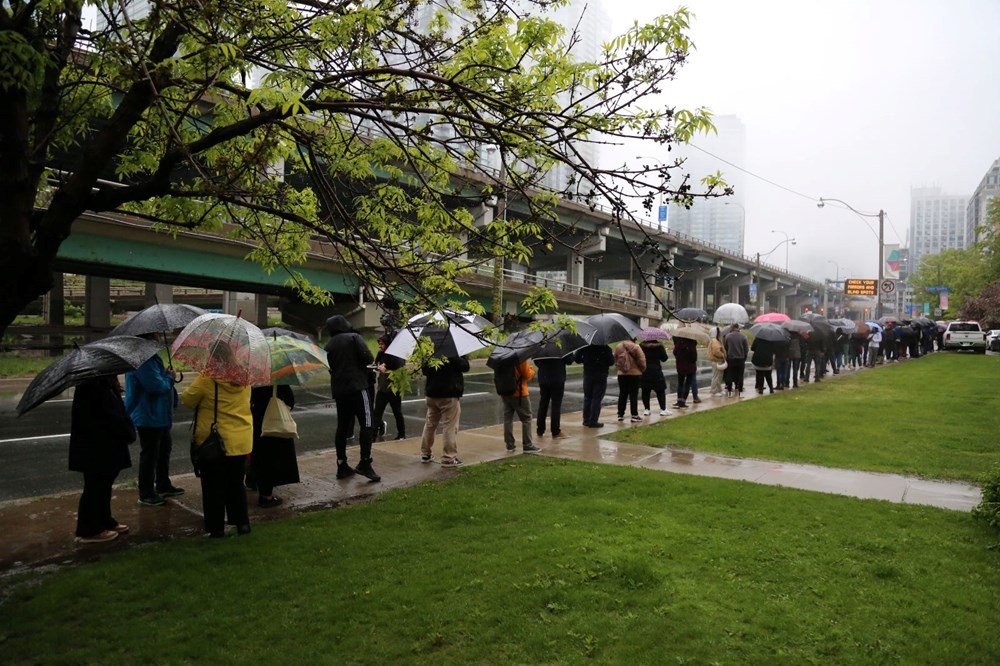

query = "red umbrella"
[{"left": 755, "top": 312, "right": 790, "bottom": 323}]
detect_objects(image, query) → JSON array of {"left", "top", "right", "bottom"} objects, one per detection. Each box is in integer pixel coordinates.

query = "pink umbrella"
[
  {"left": 755, "top": 312, "right": 790, "bottom": 323},
  {"left": 638, "top": 326, "right": 671, "bottom": 342}
]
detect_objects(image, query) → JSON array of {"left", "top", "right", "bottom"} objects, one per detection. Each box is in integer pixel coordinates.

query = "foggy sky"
[{"left": 607, "top": 0, "right": 1000, "bottom": 282}]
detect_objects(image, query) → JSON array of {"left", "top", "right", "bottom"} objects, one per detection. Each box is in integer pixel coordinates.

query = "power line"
[{"left": 686, "top": 142, "right": 819, "bottom": 203}]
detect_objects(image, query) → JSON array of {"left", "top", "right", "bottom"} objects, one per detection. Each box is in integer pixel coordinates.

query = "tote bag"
[{"left": 261, "top": 386, "right": 298, "bottom": 439}]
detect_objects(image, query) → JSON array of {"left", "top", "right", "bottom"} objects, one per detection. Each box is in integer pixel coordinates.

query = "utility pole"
[
  {"left": 877, "top": 209, "right": 885, "bottom": 319},
  {"left": 755, "top": 252, "right": 762, "bottom": 314},
  {"left": 490, "top": 149, "right": 507, "bottom": 326}
]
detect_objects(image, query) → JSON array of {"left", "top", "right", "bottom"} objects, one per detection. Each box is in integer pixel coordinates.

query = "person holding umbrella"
[
  {"left": 180, "top": 341, "right": 254, "bottom": 538},
  {"left": 574, "top": 344, "right": 614, "bottom": 428},
  {"left": 639, "top": 337, "right": 671, "bottom": 416},
  {"left": 535, "top": 354, "right": 572, "bottom": 439},
  {"left": 420, "top": 353, "right": 471, "bottom": 466},
  {"left": 672, "top": 336, "right": 698, "bottom": 408},
  {"left": 499, "top": 357, "right": 540, "bottom": 453},
  {"left": 324, "top": 315, "right": 380, "bottom": 482},
  {"left": 70, "top": 375, "right": 137, "bottom": 543},
  {"left": 126, "top": 335, "right": 184, "bottom": 507},
  {"left": 614, "top": 338, "right": 646, "bottom": 421},
  {"left": 706, "top": 327, "right": 727, "bottom": 397},
  {"left": 723, "top": 323, "right": 749, "bottom": 397}
]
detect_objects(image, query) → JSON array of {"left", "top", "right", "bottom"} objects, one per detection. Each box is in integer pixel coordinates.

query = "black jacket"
[
  {"left": 639, "top": 342, "right": 668, "bottom": 389},
  {"left": 69, "top": 377, "right": 135, "bottom": 474},
  {"left": 423, "top": 357, "right": 470, "bottom": 398},
  {"left": 574, "top": 345, "right": 614, "bottom": 375},
  {"left": 535, "top": 356, "right": 572, "bottom": 385},
  {"left": 324, "top": 315, "right": 375, "bottom": 397}
]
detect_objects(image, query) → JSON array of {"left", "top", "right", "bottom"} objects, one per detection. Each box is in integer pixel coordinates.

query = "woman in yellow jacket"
[{"left": 181, "top": 371, "right": 253, "bottom": 538}]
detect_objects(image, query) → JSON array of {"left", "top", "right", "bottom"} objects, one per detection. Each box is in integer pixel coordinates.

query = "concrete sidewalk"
[{"left": 0, "top": 381, "right": 981, "bottom": 577}]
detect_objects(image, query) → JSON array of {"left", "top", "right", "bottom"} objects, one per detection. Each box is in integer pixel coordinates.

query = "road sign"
[
  {"left": 880, "top": 279, "right": 896, "bottom": 294},
  {"left": 844, "top": 278, "right": 877, "bottom": 296},
  {"left": 658, "top": 205, "right": 668, "bottom": 223},
  {"left": 925, "top": 286, "right": 949, "bottom": 293},
  {"left": 749, "top": 282, "right": 757, "bottom": 299}
]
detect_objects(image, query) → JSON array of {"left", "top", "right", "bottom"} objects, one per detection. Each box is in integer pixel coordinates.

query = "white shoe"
[
  {"left": 659, "top": 409, "right": 672, "bottom": 416},
  {"left": 643, "top": 409, "right": 650, "bottom": 416}
]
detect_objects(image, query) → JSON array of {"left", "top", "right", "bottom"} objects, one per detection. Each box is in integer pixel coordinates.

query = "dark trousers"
[
  {"left": 199, "top": 455, "right": 249, "bottom": 535},
  {"left": 373, "top": 390, "right": 405, "bottom": 438},
  {"left": 536, "top": 382, "right": 565, "bottom": 435},
  {"left": 76, "top": 470, "right": 120, "bottom": 537},
  {"left": 582, "top": 373, "right": 608, "bottom": 426},
  {"left": 335, "top": 391, "right": 374, "bottom": 461},
  {"left": 137, "top": 426, "right": 173, "bottom": 498},
  {"left": 676, "top": 372, "right": 695, "bottom": 403},
  {"left": 642, "top": 385, "right": 666, "bottom": 411},
  {"left": 755, "top": 369, "right": 773, "bottom": 391},
  {"left": 725, "top": 359, "right": 747, "bottom": 391},
  {"left": 616, "top": 375, "right": 641, "bottom": 417}
]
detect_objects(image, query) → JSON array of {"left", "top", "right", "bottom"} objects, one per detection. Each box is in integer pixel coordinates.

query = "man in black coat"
[
  {"left": 420, "top": 355, "right": 470, "bottom": 466},
  {"left": 325, "top": 315, "right": 380, "bottom": 482}
]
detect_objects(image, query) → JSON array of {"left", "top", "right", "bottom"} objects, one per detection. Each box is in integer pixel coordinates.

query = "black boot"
[
  {"left": 336, "top": 460, "right": 356, "bottom": 479},
  {"left": 355, "top": 458, "right": 381, "bottom": 482}
]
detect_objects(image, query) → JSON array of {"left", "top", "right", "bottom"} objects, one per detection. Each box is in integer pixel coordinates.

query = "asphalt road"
[{"left": 0, "top": 367, "right": 719, "bottom": 502}]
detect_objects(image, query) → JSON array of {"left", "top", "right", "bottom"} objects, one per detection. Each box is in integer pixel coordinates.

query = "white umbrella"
[
  {"left": 713, "top": 303, "right": 750, "bottom": 326},
  {"left": 386, "top": 311, "right": 488, "bottom": 359}
]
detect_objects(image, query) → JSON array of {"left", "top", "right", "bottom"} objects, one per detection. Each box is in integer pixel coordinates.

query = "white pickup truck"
[{"left": 942, "top": 321, "right": 987, "bottom": 353}]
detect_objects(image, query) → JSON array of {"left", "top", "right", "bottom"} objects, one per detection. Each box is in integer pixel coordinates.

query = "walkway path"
[{"left": 0, "top": 382, "right": 981, "bottom": 577}]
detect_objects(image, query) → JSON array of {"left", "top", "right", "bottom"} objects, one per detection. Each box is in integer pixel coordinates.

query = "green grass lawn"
[
  {"left": 612, "top": 353, "right": 1000, "bottom": 483},
  {"left": 1, "top": 458, "right": 998, "bottom": 664}
]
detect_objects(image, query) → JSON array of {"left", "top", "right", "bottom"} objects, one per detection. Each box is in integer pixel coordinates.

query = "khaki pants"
[{"left": 421, "top": 397, "right": 461, "bottom": 459}]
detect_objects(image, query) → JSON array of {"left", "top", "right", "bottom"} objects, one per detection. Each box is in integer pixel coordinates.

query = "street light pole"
[
  {"left": 818, "top": 197, "right": 886, "bottom": 319},
  {"left": 754, "top": 239, "right": 793, "bottom": 314},
  {"left": 771, "top": 229, "right": 794, "bottom": 272}
]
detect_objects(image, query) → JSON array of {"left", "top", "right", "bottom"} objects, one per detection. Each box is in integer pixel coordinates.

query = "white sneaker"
[
  {"left": 659, "top": 409, "right": 672, "bottom": 416},
  {"left": 643, "top": 409, "right": 650, "bottom": 416}
]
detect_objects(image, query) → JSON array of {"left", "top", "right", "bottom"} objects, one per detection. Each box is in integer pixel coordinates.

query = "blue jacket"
[{"left": 125, "top": 354, "right": 176, "bottom": 428}]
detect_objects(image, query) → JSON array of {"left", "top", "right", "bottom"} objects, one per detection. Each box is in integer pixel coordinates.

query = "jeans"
[
  {"left": 676, "top": 372, "right": 695, "bottom": 403},
  {"left": 137, "top": 426, "right": 174, "bottom": 498},
  {"left": 582, "top": 372, "right": 608, "bottom": 425}
]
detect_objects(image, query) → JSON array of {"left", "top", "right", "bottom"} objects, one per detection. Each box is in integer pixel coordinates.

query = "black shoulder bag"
[{"left": 189, "top": 382, "right": 227, "bottom": 475}]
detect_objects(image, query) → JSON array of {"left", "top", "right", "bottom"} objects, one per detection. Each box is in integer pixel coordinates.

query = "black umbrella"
[
  {"left": 111, "top": 303, "right": 207, "bottom": 337},
  {"left": 16, "top": 336, "right": 164, "bottom": 416},
  {"left": 261, "top": 326, "right": 313, "bottom": 342},
  {"left": 749, "top": 322, "right": 791, "bottom": 343},
  {"left": 584, "top": 313, "right": 642, "bottom": 346},
  {"left": 674, "top": 307, "right": 709, "bottom": 322},
  {"left": 781, "top": 320, "right": 813, "bottom": 334},
  {"left": 531, "top": 322, "right": 597, "bottom": 360},
  {"left": 486, "top": 330, "right": 545, "bottom": 369},
  {"left": 801, "top": 312, "right": 833, "bottom": 333}
]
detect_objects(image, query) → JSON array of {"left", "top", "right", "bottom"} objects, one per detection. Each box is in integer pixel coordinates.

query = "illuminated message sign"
[{"left": 844, "top": 278, "right": 877, "bottom": 296}]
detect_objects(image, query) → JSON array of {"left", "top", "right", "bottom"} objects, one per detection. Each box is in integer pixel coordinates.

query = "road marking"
[
  {"left": 0, "top": 433, "right": 70, "bottom": 444},
  {"left": 401, "top": 391, "right": 489, "bottom": 405}
]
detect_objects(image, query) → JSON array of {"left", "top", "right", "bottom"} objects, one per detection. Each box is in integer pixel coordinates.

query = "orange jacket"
[{"left": 512, "top": 360, "right": 536, "bottom": 398}]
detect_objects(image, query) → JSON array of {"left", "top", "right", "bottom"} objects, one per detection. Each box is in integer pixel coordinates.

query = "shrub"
[{"left": 972, "top": 462, "right": 1000, "bottom": 532}]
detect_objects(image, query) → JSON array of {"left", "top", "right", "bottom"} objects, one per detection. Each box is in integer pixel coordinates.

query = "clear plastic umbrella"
[
  {"left": 172, "top": 313, "right": 271, "bottom": 386},
  {"left": 713, "top": 303, "right": 750, "bottom": 326}
]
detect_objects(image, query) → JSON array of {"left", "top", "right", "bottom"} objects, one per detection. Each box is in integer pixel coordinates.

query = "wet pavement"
[{"left": 0, "top": 365, "right": 983, "bottom": 577}]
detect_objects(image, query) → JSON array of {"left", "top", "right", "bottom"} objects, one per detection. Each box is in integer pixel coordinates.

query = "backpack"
[
  {"left": 614, "top": 346, "right": 633, "bottom": 374},
  {"left": 493, "top": 363, "right": 518, "bottom": 397}
]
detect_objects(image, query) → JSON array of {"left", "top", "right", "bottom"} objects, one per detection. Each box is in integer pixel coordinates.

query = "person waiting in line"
[
  {"left": 672, "top": 336, "right": 698, "bottom": 408},
  {"left": 501, "top": 359, "right": 541, "bottom": 453},
  {"left": 325, "top": 314, "right": 380, "bottom": 482},
  {"left": 249, "top": 384, "right": 300, "bottom": 508},
  {"left": 707, "top": 328, "right": 727, "bottom": 397},
  {"left": 373, "top": 334, "right": 407, "bottom": 441},
  {"left": 180, "top": 342, "right": 253, "bottom": 538},
  {"left": 751, "top": 336, "right": 775, "bottom": 394},
  {"left": 773, "top": 336, "right": 790, "bottom": 390},
  {"left": 723, "top": 323, "right": 749, "bottom": 397},
  {"left": 125, "top": 336, "right": 183, "bottom": 507},
  {"left": 785, "top": 331, "right": 802, "bottom": 388},
  {"left": 574, "top": 343, "right": 614, "bottom": 428},
  {"left": 70, "top": 375, "right": 136, "bottom": 543},
  {"left": 420, "top": 354, "right": 470, "bottom": 467},
  {"left": 535, "top": 354, "right": 572, "bottom": 439},
  {"left": 639, "top": 338, "right": 671, "bottom": 415},
  {"left": 614, "top": 338, "right": 646, "bottom": 422}
]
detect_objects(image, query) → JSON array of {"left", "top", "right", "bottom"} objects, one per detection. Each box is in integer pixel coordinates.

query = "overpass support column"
[
  {"left": 144, "top": 283, "right": 174, "bottom": 307},
  {"left": 224, "top": 292, "right": 268, "bottom": 327},
  {"left": 43, "top": 273, "right": 64, "bottom": 356},
  {"left": 84, "top": 276, "right": 111, "bottom": 330},
  {"left": 567, "top": 254, "right": 585, "bottom": 293}
]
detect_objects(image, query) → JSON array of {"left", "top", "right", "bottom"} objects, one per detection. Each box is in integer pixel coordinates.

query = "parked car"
[
  {"left": 987, "top": 329, "right": 1000, "bottom": 352},
  {"left": 942, "top": 321, "right": 987, "bottom": 353}
]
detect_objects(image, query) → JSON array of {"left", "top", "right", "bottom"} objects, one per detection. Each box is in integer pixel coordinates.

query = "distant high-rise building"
[
  {"left": 666, "top": 115, "right": 747, "bottom": 254},
  {"left": 907, "top": 186, "right": 971, "bottom": 275},
  {"left": 968, "top": 158, "right": 1000, "bottom": 242}
]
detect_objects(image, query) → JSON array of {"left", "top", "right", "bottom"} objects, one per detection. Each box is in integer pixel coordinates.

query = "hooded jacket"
[
  {"left": 614, "top": 340, "right": 647, "bottom": 377},
  {"left": 423, "top": 356, "right": 470, "bottom": 398},
  {"left": 125, "top": 353, "right": 176, "bottom": 428},
  {"left": 324, "top": 315, "right": 375, "bottom": 397}
]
